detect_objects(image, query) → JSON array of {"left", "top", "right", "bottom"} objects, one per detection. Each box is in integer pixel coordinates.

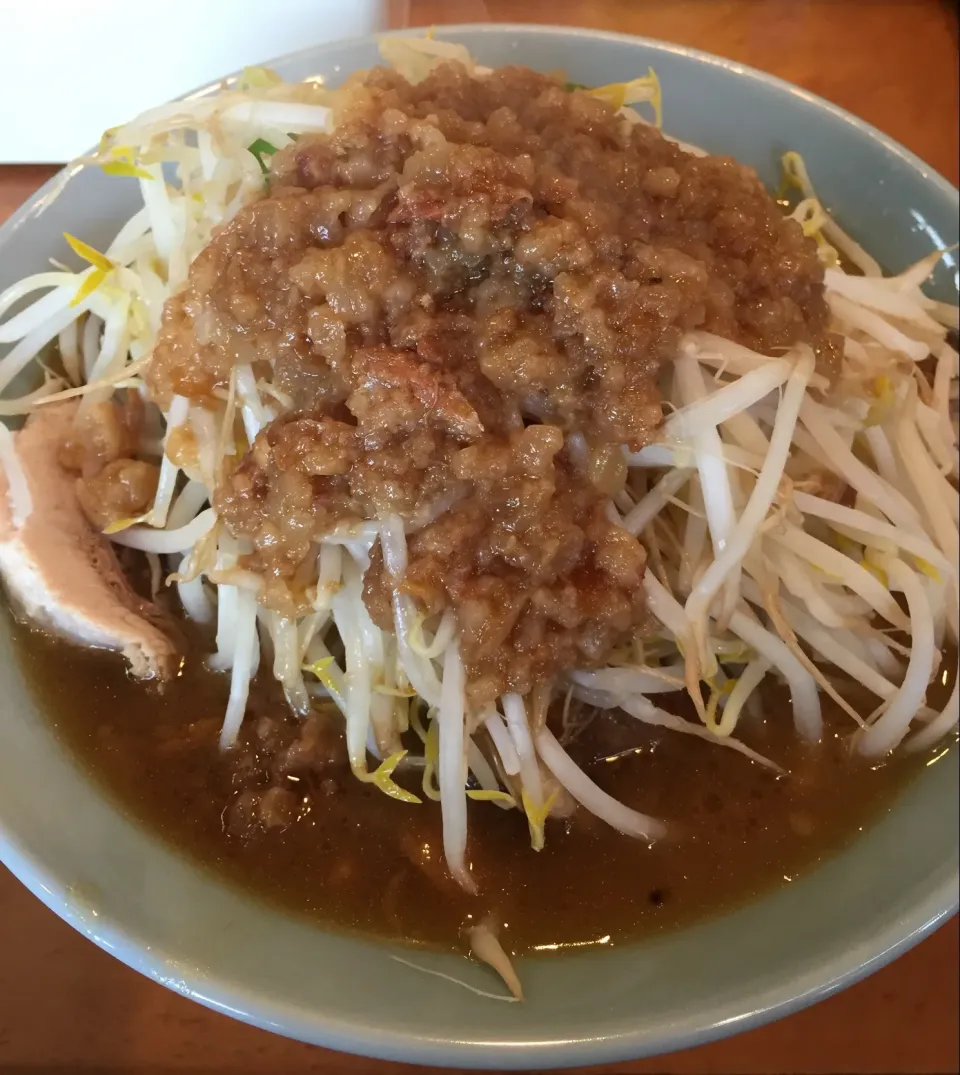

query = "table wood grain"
[{"left": 1, "top": 2, "right": 957, "bottom": 1072}]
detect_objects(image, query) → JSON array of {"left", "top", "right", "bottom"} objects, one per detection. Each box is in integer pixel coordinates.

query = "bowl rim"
[{"left": 0, "top": 21, "right": 957, "bottom": 1071}]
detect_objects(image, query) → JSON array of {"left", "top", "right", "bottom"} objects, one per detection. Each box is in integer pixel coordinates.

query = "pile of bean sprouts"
[{"left": 1, "top": 38, "right": 957, "bottom": 910}]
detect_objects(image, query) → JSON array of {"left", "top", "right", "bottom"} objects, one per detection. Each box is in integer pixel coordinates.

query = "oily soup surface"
[{"left": 13, "top": 616, "right": 932, "bottom": 954}]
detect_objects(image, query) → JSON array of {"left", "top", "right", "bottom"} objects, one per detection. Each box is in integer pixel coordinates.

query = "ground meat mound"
[{"left": 150, "top": 63, "right": 832, "bottom": 699}]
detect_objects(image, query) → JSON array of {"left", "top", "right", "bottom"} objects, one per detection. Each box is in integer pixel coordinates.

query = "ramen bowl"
[{"left": 0, "top": 24, "right": 957, "bottom": 1069}]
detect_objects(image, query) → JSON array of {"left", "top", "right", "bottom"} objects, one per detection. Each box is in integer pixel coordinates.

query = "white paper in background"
[{"left": 0, "top": 0, "right": 389, "bottom": 163}]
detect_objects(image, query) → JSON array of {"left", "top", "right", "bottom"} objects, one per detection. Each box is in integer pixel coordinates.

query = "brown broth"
[{"left": 8, "top": 610, "right": 949, "bottom": 956}]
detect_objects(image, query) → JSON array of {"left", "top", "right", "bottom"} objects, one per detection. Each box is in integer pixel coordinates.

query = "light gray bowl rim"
[{"left": 0, "top": 22, "right": 957, "bottom": 1071}]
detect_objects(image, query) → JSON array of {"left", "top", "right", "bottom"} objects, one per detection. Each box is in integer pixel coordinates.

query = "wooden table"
[{"left": 1, "top": 2, "right": 957, "bottom": 1072}]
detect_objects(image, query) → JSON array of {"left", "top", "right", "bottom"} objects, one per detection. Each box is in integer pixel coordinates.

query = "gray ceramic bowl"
[{"left": 0, "top": 24, "right": 957, "bottom": 1070}]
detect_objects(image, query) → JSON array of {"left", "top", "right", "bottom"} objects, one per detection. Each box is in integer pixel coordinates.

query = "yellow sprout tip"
[
  {"left": 466, "top": 789, "right": 517, "bottom": 807},
  {"left": 521, "top": 789, "right": 558, "bottom": 851},
  {"left": 238, "top": 65, "right": 283, "bottom": 90},
  {"left": 302, "top": 656, "right": 339, "bottom": 693},
  {"left": 70, "top": 269, "right": 108, "bottom": 307},
  {"left": 362, "top": 750, "right": 421, "bottom": 805},
  {"left": 64, "top": 232, "right": 114, "bottom": 273},
  {"left": 861, "top": 559, "right": 888, "bottom": 587},
  {"left": 102, "top": 515, "right": 145, "bottom": 535},
  {"left": 912, "top": 557, "right": 941, "bottom": 582},
  {"left": 101, "top": 160, "right": 155, "bottom": 181},
  {"left": 374, "top": 685, "right": 418, "bottom": 698}
]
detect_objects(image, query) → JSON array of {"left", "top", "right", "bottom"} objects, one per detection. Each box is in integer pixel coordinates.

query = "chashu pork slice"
[{"left": 0, "top": 401, "right": 179, "bottom": 679}]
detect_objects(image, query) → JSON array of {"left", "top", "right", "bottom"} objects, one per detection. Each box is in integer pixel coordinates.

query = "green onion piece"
[{"left": 248, "top": 138, "right": 279, "bottom": 174}]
